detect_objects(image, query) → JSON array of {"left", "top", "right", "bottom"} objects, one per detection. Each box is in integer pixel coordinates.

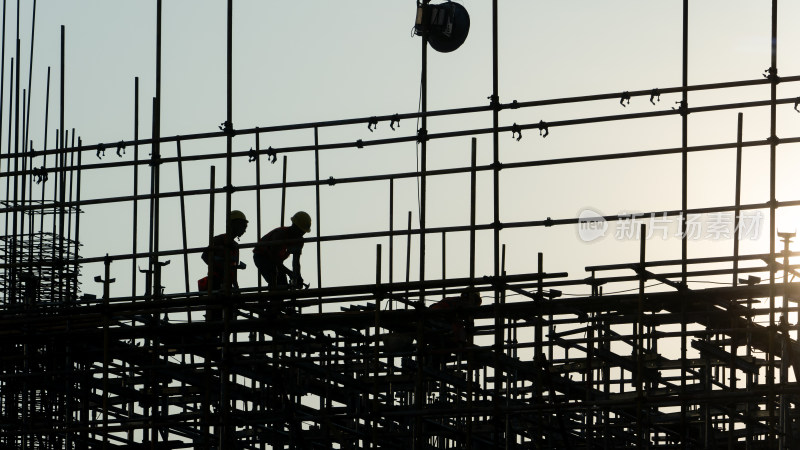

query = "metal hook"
[
  {"left": 650, "top": 89, "right": 661, "bottom": 105},
  {"left": 620, "top": 91, "right": 631, "bottom": 107},
  {"left": 538, "top": 120, "right": 549, "bottom": 138},
  {"left": 33, "top": 167, "right": 48, "bottom": 184},
  {"left": 511, "top": 123, "right": 522, "bottom": 141}
]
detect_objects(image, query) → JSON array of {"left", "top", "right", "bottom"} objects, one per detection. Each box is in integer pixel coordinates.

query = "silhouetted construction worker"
[
  {"left": 199, "top": 210, "right": 248, "bottom": 294},
  {"left": 253, "top": 211, "right": 311, "bottom": 290},
  {"left": 428, "top": 290, "right": 482, "bottom": 347}
]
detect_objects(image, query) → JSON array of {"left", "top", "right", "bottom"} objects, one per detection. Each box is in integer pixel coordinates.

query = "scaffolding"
[{"left": 2, "top": 1, "right": 800, "bottom": 448}]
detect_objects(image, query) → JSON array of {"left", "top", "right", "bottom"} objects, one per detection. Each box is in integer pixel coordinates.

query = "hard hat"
[
  {"left": 291, "top": 211, "right": 312, "bottom": 233},
  {"left": 461, "top": 290, "right": 482, "bottom": 306},
  {"left": 229, "top": 210, "right": 248, "bottom": 222}
]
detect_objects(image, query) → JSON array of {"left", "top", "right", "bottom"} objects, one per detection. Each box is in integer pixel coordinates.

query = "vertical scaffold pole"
[
  {"left": 220, "top": 2, "right": 234, "bottom": 447},
  {"left": 414, "top": 18, "right": 427, "bottom": 441},
  {"left": 132, "top": 77, "right": 139, "bottom": 297},
  {"left": 767, "top": 0, "right": 778, "bottom": 445},
  {"left": 281, "top": 155, "right": 287, "bottom": 227},
  {"left": 733, "top": 113, "right": 743, "bottom": 287},
  {"left": 255, "top": 128, "right": 262, "bottom": 288},
  {"left": 177, "top": 139, "right": 190, "bottom": 292},
  {"left": 314, "top": 127, "right": 322, "bottom": 295},
  {"left": 679, "top": 1, "right": 689, "bottom": 444}
]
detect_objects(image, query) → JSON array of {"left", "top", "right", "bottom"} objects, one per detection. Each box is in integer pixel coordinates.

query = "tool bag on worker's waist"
[{"left": 197, "top": 276, "right": 210, "bottom": 291}]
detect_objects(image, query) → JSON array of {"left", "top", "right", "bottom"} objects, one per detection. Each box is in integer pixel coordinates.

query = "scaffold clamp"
[
  {"left": 650, "top": 89, "right": 661, "bottom": 105},
  {"left": 116, "top": 141, "right": 126, "bottom": 157},
  {"left": 266, "top": 146, "right": 277, "bottom": 164},
  {"left": 620, "top": 91, "right": 631, "bottom": 107},
  {"left": 96, "top": 144, "right": 106, "bottom": 159},
  {"left": 368, "top": 117, "right": 378, "bottom": 132},
  {"left": 219, "top": 120, "right": 234, "bottom": 135},
  {"left": 673, "top": 100, "right": 689, "bottom": 116},
  {"left": 33, "top": 167, "right": 48, "bottom": 184},
  {"left": 767, "top": 135, "right": 780, "bottom": 146},
  {"left": 511, "top": 123, "right": 522, "bottom": 141},
  {"left": 538, "top": 120, "right": 549, "bottom": 138},
  {"left": 763, "top": 66, "right": 780, "bottom": 84},
  {"left": 390, "top": 114, "right": 400, "bottom": 130}
]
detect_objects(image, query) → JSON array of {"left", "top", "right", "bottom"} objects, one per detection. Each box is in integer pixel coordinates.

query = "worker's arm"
[{"left": 291, "top": 252, "right": 302, "bottom": 285}]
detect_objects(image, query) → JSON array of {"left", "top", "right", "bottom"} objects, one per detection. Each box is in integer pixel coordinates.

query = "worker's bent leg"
[{"left": 254, "top": 254, "right": 278, "bottom": 288}]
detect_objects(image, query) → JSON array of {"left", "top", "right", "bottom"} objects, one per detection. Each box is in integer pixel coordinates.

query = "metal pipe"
[
  {"left": 5, "top": 199, "right": 784, "bottom": 270},
  {"left": 255, "top": 128, "right": 262, "bottom": 289},
  {"left": 314, "top": 127, "right": 321, "bottom": 294},
  {"left": 7, "top": 94, "right": 800, "bottom": 170},
  {"left": 491, "top": 0, "right": 500, "bottom": 282},
  {"left": 418, "top": 0, "right": 428, "bottom": 312},
  {"left": 204, "top": 166, "right": 214, "bottom": 450},
  {"left": 73, "top": 137, "right": 82, "bottom": 301},
  {"left": 207, "top": 167, "right": 215, "bottom": 295},
  {"left": 176, "top": 139, "right": 190, "bottom": 292},
  {"left": 148, "top": 97, "right": 160, "bottom": 300},
  {"left": 132, "top": 77, "right": 138, "bottom": 297},
  {"left": 280, "top": 155, "right": 287, "bottom": 226},
  {"left": 491, "top": 3, "right": 501, "bottom": 446},
  {"left": 66, "top": 131, "right": 74, "bottom": 291},
  {"left": 470, "top": 137, "right": 476, "bottom": 283},
  {"left": 405, "top": 210, "right": 412, "bottom": 295},
  {"left": 0, "top": 0, "right": 6, "bottom": 188},
  {"left": 23, "top": 0, "right": 34, "bottom": 154},
  {"left": 221, "top": 3, "right": 234, "bottom": 447},
  {"left": 10, "top": 40, "right": 18, "bottom": 305},
  {"left": 389, "top": 177, "right": 394, "bottom": 289},
  {"left": 767, "top": 0, "right": 778, "bottom": 445},
  {"left": 733, "top": 112, "right": 743, "bottom": 287},
  {"left": 441, "top": 231, "right": 445, "bottom": 298},
  {"left": 637, "top": 223, "right": 646, "bottom": 446},
  {"left": 19, "top": 73, "right": 800, "bottom": 159},
  {"left": 679, "top": 1, "right": 689, "bottom": 444},
  {"left": 20, "top": 89, "right": 27, "bottom": 264}
]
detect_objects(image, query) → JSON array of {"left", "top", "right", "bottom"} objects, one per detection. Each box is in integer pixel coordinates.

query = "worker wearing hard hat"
[
  {"left": 199, "top": 210, "right": 249, "bottom": 294},
  {"left": 253, "top": 211, "right": 311, "bottom": 290}
]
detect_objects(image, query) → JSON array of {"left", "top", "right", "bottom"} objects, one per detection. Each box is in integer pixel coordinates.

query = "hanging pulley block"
[{"left": 414, "top": 2, "right": 470, "bottom": 53}]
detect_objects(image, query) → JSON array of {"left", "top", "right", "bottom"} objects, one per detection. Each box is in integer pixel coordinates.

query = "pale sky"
[{"left": 4, "top": 1, "right": 800, "bottom": 305}]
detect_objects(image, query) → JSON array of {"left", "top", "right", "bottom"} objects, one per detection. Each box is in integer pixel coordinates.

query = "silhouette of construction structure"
[{"left": 3, "top": 1, "right": 800, "bottom": 448}]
